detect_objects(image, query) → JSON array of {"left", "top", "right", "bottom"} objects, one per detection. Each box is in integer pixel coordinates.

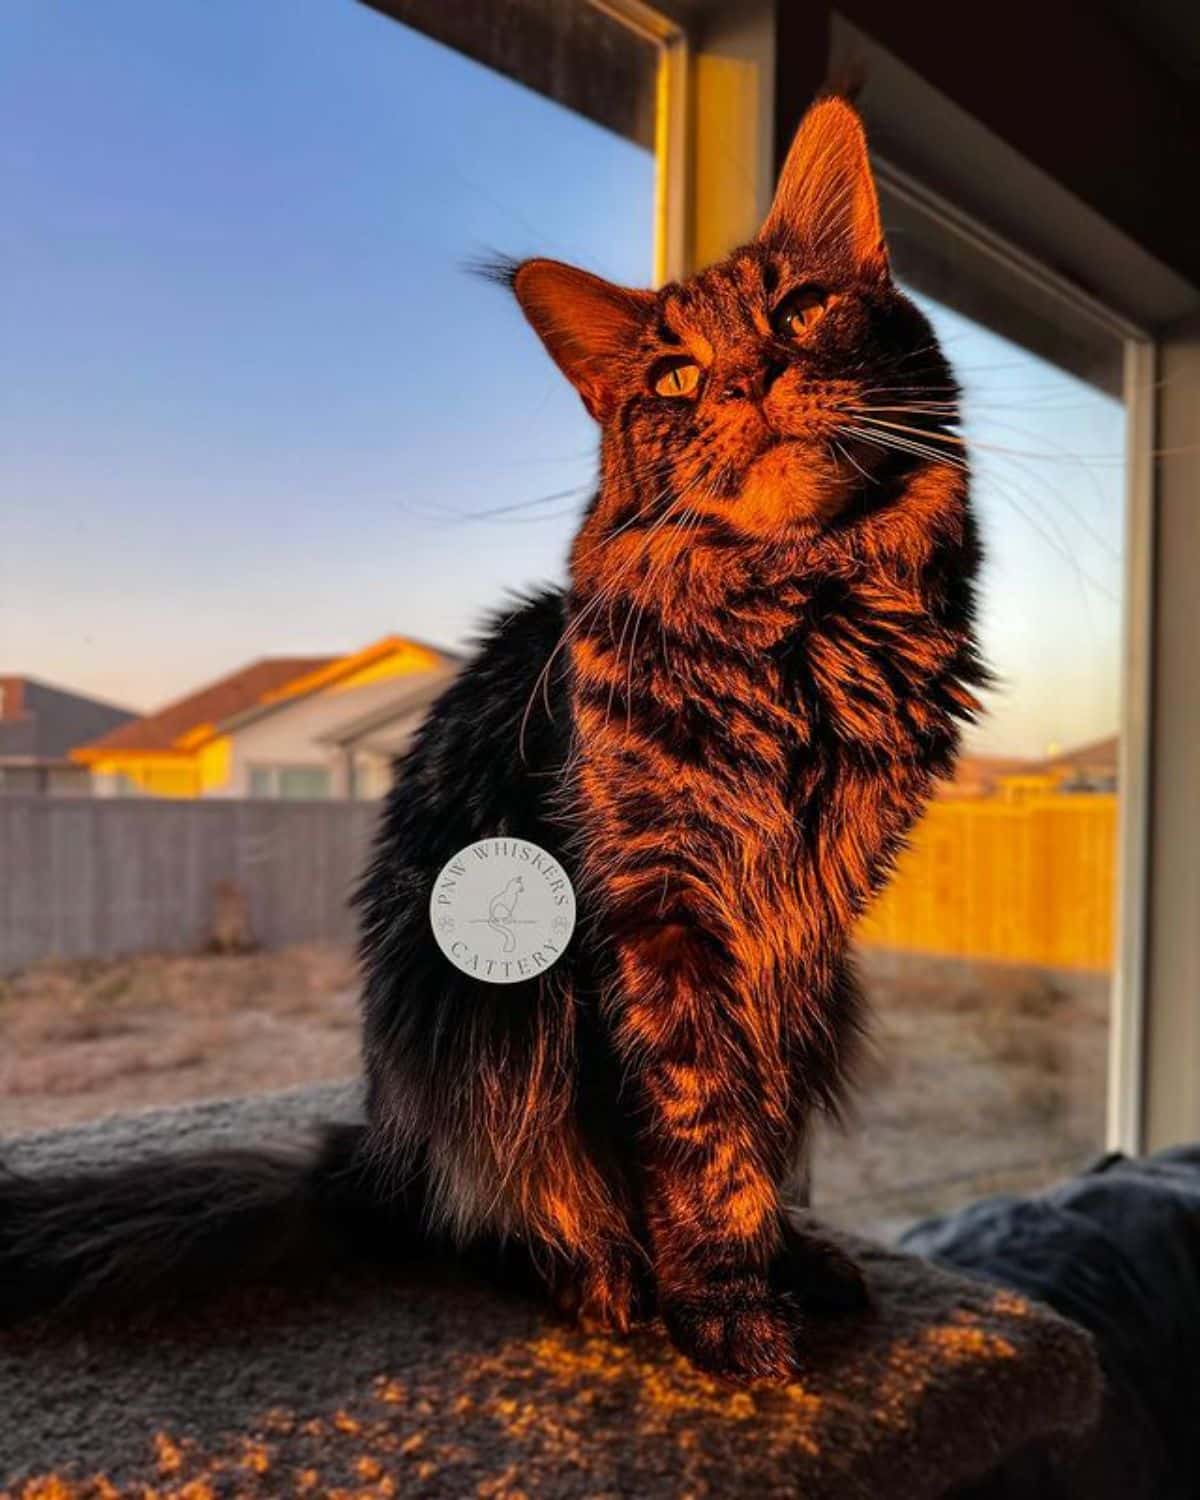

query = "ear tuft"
[
  {"left": 758, "top": 97, "right": 887, "bottom": 277},
  {"left": 467, "top": 253, "right": 522, "bottom": 290},
  {"left": 512, "top": 259, "right": 653, "bottom": 422}
]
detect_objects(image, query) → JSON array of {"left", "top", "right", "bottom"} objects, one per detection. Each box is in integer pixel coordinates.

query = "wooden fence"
[
  {"left": 0, "top": 798, "right": 379, "bottom": 972},
  {"left": 0, "top": 791, "right": 1118, "bottom": 975},
  {"left": 858, "top": 793, "right": 1117, "bottom": 971}
]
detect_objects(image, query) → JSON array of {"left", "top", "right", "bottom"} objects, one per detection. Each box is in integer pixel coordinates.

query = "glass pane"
[
  {"left": 813, "top": 215, "right": 1127, "bottom": 1239},
  {"left": 278, "top": 766, "right": 331, "bottom": 800},
  {"left": 247, "top": 767, "right": 274, "bottom": 799},
  {"left": 1, "top": 0, "right": 655, "bottom": 1131}
]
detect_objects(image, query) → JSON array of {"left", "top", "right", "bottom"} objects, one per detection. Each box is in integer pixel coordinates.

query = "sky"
[{"left": 1, "top": 0, "right": 1126, "bottom": 759}]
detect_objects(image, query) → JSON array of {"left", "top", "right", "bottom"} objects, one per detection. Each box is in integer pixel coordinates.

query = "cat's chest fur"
[
  {"left": 564, "top": 540, "right": 971, "bottom": 970},
  {"left": 580, "top": 576, "right": 911, "bottom": 791}
]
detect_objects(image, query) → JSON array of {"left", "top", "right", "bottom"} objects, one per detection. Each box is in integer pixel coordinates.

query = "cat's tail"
[{"left": 0, "top": 1123, "right": 425, "bottom": 1328}]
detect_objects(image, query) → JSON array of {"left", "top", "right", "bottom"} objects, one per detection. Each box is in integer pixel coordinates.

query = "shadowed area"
[{"left": 0, "top": 1085, "right": 1100, "bottom": 1499}]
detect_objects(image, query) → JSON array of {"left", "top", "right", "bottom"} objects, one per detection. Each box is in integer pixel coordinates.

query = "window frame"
[{"left": 585, "top": 0, "right": 690, "bottom": 284}]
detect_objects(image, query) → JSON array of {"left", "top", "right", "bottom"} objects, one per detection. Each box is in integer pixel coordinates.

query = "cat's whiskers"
[
  {"left": 847, "top": 404, "right": 1125, "bottom": 566},
  {"left": 842, "top": 420, "right": 1118, "bottom": 603},
  {"left": 602, "top": 468, "right": 733, "bottom": 729},
  {"left": 518, "top": 464, "right": 715, "bottom": 758},
  {"left": 840, "top": 422, "right": 970, "bottom": 474},
  {"left": 848, "top": 411, "right": 1117, "bottom": 468},
  {"left": 850, "top": 403, "right": 960, "bottom": 419},
  {"left": 617, "top": 489, "right": 712, "bottom": 734}
]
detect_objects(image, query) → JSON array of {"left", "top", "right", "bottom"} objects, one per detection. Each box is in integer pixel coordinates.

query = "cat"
[{"left": 0, "top": 97, "right": 984, "bottom": 1385}]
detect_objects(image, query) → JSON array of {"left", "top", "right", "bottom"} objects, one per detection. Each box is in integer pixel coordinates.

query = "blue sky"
[{"left": 1, "top": 0, "right": 1125, "bottom": 758}]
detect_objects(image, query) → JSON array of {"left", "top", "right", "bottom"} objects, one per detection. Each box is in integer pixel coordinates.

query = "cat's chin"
[{"left": 734, "top": 440, "right": 854, "bottom": 535}]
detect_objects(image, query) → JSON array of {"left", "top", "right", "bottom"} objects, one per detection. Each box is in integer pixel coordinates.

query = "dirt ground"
[
  {"left": 0, "top": 943, "right": 1108, "bottom": 1238},
  {"left": 0, "top": 946, "right": 361, "bottom": 1136},
  {"left": 815, "top": 949, "right": 1108, "bottom": 1236}
]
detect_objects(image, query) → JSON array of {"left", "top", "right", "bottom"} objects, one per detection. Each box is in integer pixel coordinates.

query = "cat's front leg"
[{"left": 610, "top": 919, "right": 805, "bottom": 1383}]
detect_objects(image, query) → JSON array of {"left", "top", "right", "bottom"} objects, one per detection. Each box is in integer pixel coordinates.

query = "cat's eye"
[
  {"left": 652, "top": 360, "right": 701, "bottom": 398},
  {"left": 774, "top": 285, "right": 829, "bottom": 340}
]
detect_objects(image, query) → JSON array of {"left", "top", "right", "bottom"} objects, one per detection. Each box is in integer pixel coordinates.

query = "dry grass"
[
  {"left": 815, "top": 948, "right": 1109, "bottom": 1236},
  {"left": 0, "top": 943, "right": 1109, "bottom": 1243},
  {"left": 0, "top": 945, "right": 360, "bottom": 1134}
]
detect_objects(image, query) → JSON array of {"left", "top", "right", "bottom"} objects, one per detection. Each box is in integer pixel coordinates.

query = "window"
[
  {"left": 10, "top": 0, "right": 1171, "bottom": 1187},
  {"left": 812, "top": 186, "right": 1137, "bottom": 1237},
  {"left": 247, "top": 767, "right": 273, "bottom": 800},
  {"left": 247, "top": 764, "right": 332, "bottom": 800},
  {"left": 2, "top": 0, "right": 661, "bottom": 1131}
]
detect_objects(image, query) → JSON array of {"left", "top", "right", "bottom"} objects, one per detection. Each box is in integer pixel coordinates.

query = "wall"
[
  {"left": 223, "top": 672, "right": 445, "bottom": 797},
  {"left": 91, "top": 756, "right": 203, "bottom": 798},
  {"left": 0, "top": 798, "right": 378, "bottom": 972},
  {"left": 224, "top": 696, "right": 350, "bottom": 797},
  {"left": 1143, "top": 309, "right": 1200, "bottom": 1150}
]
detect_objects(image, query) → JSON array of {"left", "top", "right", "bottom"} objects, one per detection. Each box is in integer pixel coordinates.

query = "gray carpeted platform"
[{"left": 0, "top": 1085, "right": 1101, "bottom": 1499}]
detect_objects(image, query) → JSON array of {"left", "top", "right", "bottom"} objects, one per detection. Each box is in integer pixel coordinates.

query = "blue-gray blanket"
[{"left": 904, "top": 1145, "right": 1200, "bottom": 1499}]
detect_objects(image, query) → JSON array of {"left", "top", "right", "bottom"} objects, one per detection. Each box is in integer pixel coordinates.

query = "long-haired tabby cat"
[{"left": 0, "top": 99, "right": 983, "bottom": 1384}]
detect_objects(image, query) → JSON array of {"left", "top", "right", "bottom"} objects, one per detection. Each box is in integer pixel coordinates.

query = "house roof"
[
  {"left": 72, "top": 635, "right": 462, "bottom": 762},
  {"left": 937, "top": 734, "right": 1120, "bottom": 798},
  {"left": 73, "top": 658, "right": 335, "bottom": 760},
  {"left": 936, "top": 753, "right": 1034, "bottom": 796},
  {"left": 1037, "top": 735, "right": 1119, "bottom": 773},
  {"left": 0, "top": 676, "right": 136, "bottom": 763},
  {"left": 215, "top": 637, "right": 460, "bottom": 736},
  {"left": 314, "top": 665, "right": 460, "bottom": 749}
]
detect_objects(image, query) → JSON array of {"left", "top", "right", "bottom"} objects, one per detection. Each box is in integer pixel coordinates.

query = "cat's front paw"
[
  {"left": 554, "top": 1244, "right": 653, "bottom": 1334},
  {"left": 661, "top": 1279, "right": 801, "bottom": 1385}
]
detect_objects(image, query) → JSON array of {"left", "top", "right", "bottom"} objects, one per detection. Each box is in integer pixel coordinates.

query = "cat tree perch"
[{"left": 0, "top": 1084, "right": 1100, "bottom": 1499}]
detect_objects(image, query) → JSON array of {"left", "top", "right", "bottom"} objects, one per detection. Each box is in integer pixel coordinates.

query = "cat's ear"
[
  {"left": 758, "top": 97, "right": 887, "bottom": 278},
  {"left": 512, "top": 259, "right": 654, "bottom": 421}
]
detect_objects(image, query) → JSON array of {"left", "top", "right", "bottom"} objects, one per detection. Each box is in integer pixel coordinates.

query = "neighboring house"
[
  {"left": 73, "top": 637, "right": 458, "bottom": 798},
  {"left": 314, "top": 670, "right": 462, "bottom": 800},
  {"left": 218, "top": 648, "right": 459, "bottom": 800},
  {"left": 936, "top": 753, "right": 1034, "bottom": 800},
  {"left": 936, "top": 735, "right": 1119, "bottom": 802},
  {"left": 0, "top": 676, "right": 135, "bottom": 795},
  {"left": 1038, "top": 735, "right": 1119, "bottom": 793}
]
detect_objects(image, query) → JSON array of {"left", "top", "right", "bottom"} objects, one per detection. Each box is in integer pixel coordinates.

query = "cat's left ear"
[
  {"left": 512, "top": 259, "right": 654, "bottom": 422},
  {"left": 758, "top": 97, "right": 888, "bottom": 278}
]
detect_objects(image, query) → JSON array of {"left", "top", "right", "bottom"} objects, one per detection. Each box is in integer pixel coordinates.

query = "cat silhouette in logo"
[{"left": 487, "top": 875, "right": 524, "bottom": 953}]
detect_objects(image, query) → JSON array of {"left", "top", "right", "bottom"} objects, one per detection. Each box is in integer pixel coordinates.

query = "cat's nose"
[{"left": 721, "top": 355, "right": 787, "bottom": 403}]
